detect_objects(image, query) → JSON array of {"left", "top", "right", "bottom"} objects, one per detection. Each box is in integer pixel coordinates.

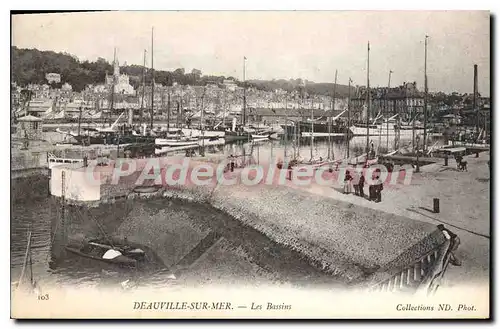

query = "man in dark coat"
[
  {"left": 375, "top": 177, "right": 383, "bottom": 203},
  {"left": 358, "top": 173, "right": 365, "bottom": 197}
]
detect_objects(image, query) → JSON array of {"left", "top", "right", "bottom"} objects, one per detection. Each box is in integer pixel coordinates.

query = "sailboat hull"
[
  {"left": 349, "top": 125, "right": 425, "bottom": 136},
  {"left": 181, "top": 128, "right": 225, "bottom": 138},
  {"left": 281, "top": 123, "right": 350, "bottom": 136},
  {"left": 224, "top": 131, "right": 252, "bottom": 142},
  {"left": 155, "top": 138, "right": 199, "bottom": 147}
]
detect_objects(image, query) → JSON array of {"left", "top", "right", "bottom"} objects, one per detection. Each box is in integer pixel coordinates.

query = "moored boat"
[
  {"left": 65, "top": 239, "right": 142, "bottom": 267},
  {"left": 181, "top": 128, "right": 225, "bottom": 138},
  {"left": 224, "top": 130, "right": 252, "bottom": 142},
  {"left": 155, "top": 137, "right": 199, "bottom": 147},
  {"left": 349, "top": 123, "right": 424, "bottom": 136}
]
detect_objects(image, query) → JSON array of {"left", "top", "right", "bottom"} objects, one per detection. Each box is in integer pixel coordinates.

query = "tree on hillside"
[{"left": 11, "top": 46, "right": 354, "bottom": 96}]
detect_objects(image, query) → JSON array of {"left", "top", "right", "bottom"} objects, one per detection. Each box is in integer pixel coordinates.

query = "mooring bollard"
[{"left": 433, "top": 198, "right": 440, "bottom": 213}]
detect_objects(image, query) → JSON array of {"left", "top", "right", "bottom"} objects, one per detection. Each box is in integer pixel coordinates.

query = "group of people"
[{"left": 343, "top": 169, "right": 383, "bottom": 203}]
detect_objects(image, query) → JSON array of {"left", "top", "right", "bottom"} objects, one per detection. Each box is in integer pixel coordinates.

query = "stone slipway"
[{"left": 160, "top": 182, "right": 446, "bottom": 286}]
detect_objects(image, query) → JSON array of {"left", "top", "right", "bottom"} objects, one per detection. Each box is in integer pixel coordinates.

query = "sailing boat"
[
  {"left": 349, "top": 117, "right": 424, "bottom": 136},
  {"left": 153, "top": 30, "right": 198, "bottom": 152},
  {"left": 224, "top": 56, "right": 253, "bottom": 142},
  {"left": 180, "top": 87, "right": 225, "bottom": 139}
]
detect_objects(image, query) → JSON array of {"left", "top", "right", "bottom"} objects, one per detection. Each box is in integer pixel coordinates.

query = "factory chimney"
[{"left": 473, "top": 64, "right": 478, "bottom": 133}]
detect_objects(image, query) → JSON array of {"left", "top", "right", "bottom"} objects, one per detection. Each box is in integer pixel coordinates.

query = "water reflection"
[{"left": 221, "top": 134, "right": 445, "bottom": 165}]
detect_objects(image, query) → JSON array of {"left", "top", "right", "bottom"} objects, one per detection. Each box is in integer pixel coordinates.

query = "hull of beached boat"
[{"left": 65, "top": 247, "right": 137, "bottom": 267}]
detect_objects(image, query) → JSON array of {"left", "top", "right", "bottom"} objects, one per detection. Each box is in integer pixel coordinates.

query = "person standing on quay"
[
  {"left": 369, "top": 169, "right": 380, "bottom": 201},
  {"left": 352, "top": 169, "right": 360, "bottom": 196},
  {"left": 344, "top": 170, "right": 353, "bottom": 194},
  {"left": 358, "top": 173, "right": 365, "bottom": 198},
  {"left": 375, "top": 175, "right": 383, "bottom": 203}
]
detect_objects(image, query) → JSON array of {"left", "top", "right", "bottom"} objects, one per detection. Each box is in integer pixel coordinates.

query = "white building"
[
  {"left": 45, "top": 73, "right": 61, "bottom": 84},
  {"left": 106, "top": 57, "right": 135, "bottom": 95},
  {"left": 61, "top": 82, "right": 73, "bottom": 92}
]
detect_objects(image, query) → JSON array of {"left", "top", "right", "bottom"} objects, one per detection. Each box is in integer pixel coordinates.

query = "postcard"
[{"left": 10, "top": 10, "right": 490, "bottom": 319}]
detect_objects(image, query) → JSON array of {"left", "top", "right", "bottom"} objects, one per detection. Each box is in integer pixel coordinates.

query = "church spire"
[{"left": 113, "top": 47, "right": 119, "bottom": 77}]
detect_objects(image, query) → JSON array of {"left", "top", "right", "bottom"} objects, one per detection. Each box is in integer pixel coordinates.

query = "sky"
[{"left": 12, "top": 11, "right": 490, "bottom": 95}]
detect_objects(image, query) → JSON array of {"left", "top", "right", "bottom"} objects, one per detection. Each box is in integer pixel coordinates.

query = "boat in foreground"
[{"left": 65, "top": 238, "right": 147, "bottom": 267}]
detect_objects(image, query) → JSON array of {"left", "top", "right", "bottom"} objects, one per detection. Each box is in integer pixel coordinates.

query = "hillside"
[{"left": 11, "top": 46, "right": 355, "bottom": 96}]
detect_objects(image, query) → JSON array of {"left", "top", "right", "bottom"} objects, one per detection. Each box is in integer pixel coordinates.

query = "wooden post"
[{"left": 433, "top": 198, "right": 440, "bottom": 213}]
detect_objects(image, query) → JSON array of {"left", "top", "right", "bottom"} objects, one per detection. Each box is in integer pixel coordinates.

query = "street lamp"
[{"left": 415, "top": 135, "right": 420, "bottom": 173}]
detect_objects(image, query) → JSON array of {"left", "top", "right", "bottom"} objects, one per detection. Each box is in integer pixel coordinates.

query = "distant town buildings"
[
  {"left": 351, "top": 82, "right": 425, "bottom": 122},
  {"left": 11, "top": 69, "right": 490, "bottom": 128},
  {"left": 223, "top": 79, "right": 237, "bottom": 92}
]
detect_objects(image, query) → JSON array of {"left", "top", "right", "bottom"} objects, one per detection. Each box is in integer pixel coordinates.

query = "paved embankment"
[
  {"left": 308, "top": 151, "right": 490, "bottom": 287},
  {"left": 92, "top": 156, "right": 447, "bottom": 286}
]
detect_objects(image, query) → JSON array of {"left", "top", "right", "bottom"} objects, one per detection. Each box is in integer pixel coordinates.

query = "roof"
[{"left": 17, "top": 115, "right": 43, "bottom": 122}]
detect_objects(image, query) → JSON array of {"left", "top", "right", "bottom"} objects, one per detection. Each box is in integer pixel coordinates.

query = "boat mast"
[
  {"left": 200, "top": 86, "right": 206, "bottom": 156},
  {"left": 328, "top": 70, "right": 337, "bottom": 160},
  {"left": 366, "top": 41, "right": 371, "bottom": 155},
  {"left": 77, "top": 105, "right": 82, "bottom": 137},
  {"left": 284, "top": 95, "right": 288, "bottom": 159},
  {"left": 423, "top": 35, "right": 429, "bottom": 151},
  {"left": 223, "top": 91, "right": 228, "bottom": 128},
  {"left": 109, "top": 47, "right": 117, "bottom": 127},
  {"left": 28, "top": 228, "right": 33, "bottom": 287},
  {"left": 243, "top": 56, "right": 247, "bottom": 126},
  {"left": 473, "top": 64, "right": 479, "bottom": 137},
  {"left": 150, "top": 27, "right": 154, "bottom": 130},
  {"left": 161, "top": 91, "right": 165, "bottom": 124},
  {"left": 297, "top": 90, "right": 302, "bottom": 156},
  {"left": 140, "top": 49, "right": 146, "bottom": 125},
  {"left": 310, "top": 99, "right": 314, "bottom": 161},
  {"left": 167, "top": 90, "right": 171, "bottom": 133},
  {"left": 347, "top": 78, "right": 352, "bottom": 159},
  {"left": 394, "top": 84, "right": 401, "bottom": 151},
  {"left": 386, "top": 70, "right": 392, "bottom": 152}
]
